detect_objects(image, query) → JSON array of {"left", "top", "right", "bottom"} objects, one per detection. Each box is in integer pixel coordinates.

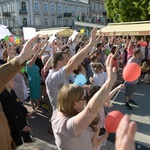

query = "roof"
[
  {"left": 75, "top": 21, "right": 106, "bottom": 28},
  {"left": 63, "top": 0, "right": 88, "bottom": 4},
  {"left": 97, "top": 21, "right": 150, "bottom": 36},
  {"left": 37, "top": 27, "right": 82, "bottom": 37}
]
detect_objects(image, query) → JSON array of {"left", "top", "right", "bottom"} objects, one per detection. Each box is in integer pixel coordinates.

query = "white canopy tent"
[
  {"left": 37, "top": 27, "right": 81, "bottom": 37},
  {"left": 97, "top": 21, "right": 150, "bottom": 36}
]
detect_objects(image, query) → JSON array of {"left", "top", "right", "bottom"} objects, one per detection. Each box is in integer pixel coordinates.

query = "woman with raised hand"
[
  {"left": 51, "top": 54, "right": 117, "bottom": 150},
  {"left": 0, "top": 34, "right": 38, "bottom": 150},
  {"left": 0, "top": 34, "right": 39, "bottom": 92},
  {"left": 26, "top": 43, "right": 42, "bottom": 112}
]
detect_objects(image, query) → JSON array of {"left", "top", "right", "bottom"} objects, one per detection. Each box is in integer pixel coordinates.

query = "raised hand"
[
  {"left": 17, "top": 34, "right": 39, "bottom": 65},
  {"left": 105, "top": 54, "right": 117, "bottom": 83},
  {"left": 89, "top": 27, "right": 99, "bottom": 47},
  {"left": 115, "top": 115, "right": 137, "bottom": 150}
]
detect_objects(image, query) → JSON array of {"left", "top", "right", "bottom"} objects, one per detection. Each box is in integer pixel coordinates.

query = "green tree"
[{"left": 104, "top": 0, "right": 150, "bottom": 22}]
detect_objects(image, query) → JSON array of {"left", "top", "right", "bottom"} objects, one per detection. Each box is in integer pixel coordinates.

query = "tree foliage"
[{"left": 104, "top": 0, "right": 150, "bottom": 22}]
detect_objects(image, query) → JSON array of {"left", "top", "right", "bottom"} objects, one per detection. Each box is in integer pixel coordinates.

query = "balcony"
[
  {"left": 64, "top": 13, "right": 72, "bottom": 17},
  {"left": 57, "top": 15, "right": 62, "bottom": 18},
  {"left": 76, "top": 14, "right": 107, "bottom": 25},
  {"left": 19, "top": 10, "right": 28, "bottom": 14},
  {"left": 51, "top": 12, "right": 56, "bottom": 16},
  {"left": 3, "top": 12, "right": 11, "bottom": 17},
  {"left": 103, "top": 11, "right": 107, "bottom": 16},
  {"left": 20, "top": 25, "right": 28, "bottom": 29}
]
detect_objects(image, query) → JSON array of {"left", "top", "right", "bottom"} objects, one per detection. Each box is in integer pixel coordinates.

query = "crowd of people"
[
  {"left": 77, "top": 12, "right": 106, "bottom": 25},
  {"left": 0, "top": 27, "right": 150, "bottom": 149}
]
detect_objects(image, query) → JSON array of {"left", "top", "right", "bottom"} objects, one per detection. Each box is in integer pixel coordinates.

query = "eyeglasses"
[{"left": 80, "top": 96, "right": 87, "bottom": 101}]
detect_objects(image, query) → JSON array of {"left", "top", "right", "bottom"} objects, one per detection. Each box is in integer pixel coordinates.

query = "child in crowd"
[
  {"left": 141, "top": 61, "right": 149, "bottom": 75},
  {"left": 89, "top": 113, "right": 109, "bottom": 150},
  {"left": 87, "top": 84, "right": 125, "bottom": 150},
  {"left": 90, "top": 63, "right": 107, "bottom": 87},
  {"left": 143, "top": 69, "right": 150, "bottom": 84},
  {"left": 73, "top": 63, "right": 90, "bottom": 90}
]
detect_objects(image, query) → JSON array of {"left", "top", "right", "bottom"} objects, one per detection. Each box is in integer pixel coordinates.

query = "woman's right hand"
[{"left": 22, "top": 126, "right": 30, "bottom": 132}]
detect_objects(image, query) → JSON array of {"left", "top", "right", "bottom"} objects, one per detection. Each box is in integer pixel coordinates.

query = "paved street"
[{"left": 26, "top": 82, "right": 150, "bottom": 150}]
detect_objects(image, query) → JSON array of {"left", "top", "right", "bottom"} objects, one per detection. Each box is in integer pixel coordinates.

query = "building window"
[
  {"left": 52, "top": 18, "right": 55, "bottom": 26},
  {"left": 44, "top": 18, "right": 48, "bottom": 26},
  {"left": 12, "top": 18, "right": 15, "bottom": 27},
  {"left": 11, "top": 2, "right": 14, "bottom": 11},
  {"left": 83, "top": 8, "right": 87, "bottom": 13},
  {"left": 7, "top": 3, "right": 10, "bottom": 12},
  {"left": 50, "top": 4, "right": 55, "bottom": 13},
  {"left": 8, "top": 20, "right": 11, "bottom": 26},
  {"left": 95, "top": 3, "right": 98, "bottom": 12},
  {"left": 65, "top": 19, "right": 68, "bottom": 26},
  {"left": 91, "top": 3, "right": 94, "bottom": 11},
  {"left": 58, "top": 5, "right": 62, "bottom": 14},
  {"left": 34, "top": 2, "right": 39, "bottom": 11},
  {"left": 99, "top": 4, "right": 103, "bottom": 13},
  {"left": 71, "top": 6, "right": 75, "bottom": 15},
  {"left": 21, "top": 2, "right": 26, "bottom": 10},
  {"left": 43, "top": 3, "right": 47, "bottom": 12},
  {"left": 103, "top": 4, "right": 106, "bottom": 11},
  {"left": 58, "top": 18, "right": 62, "bottom": 26},
  {"left": 72, "top": 20, "right": 74, "bottom": 26},
  {"left": 23, "top": 18, "right": 27, "bottom": 26},
  {"left": 2, "top": 4, "right": 6, "bottom": 12},
  {"left": 77, "top": 7, "right": 81, "bottom": 13},
  {"left": 64, "top": 5, "right": 69, "bottom": 13}
]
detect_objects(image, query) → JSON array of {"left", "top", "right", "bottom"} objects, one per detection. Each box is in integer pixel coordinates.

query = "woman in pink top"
[{"left": 51, "top": 54, "right": 136, "bottom": 150}]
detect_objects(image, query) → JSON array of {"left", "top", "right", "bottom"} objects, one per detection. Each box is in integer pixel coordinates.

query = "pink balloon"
[
  {"left": 105, "top": 110, "right": 124, "bottom": 133},
  {"left": 122, "top": 63, "right": 141, "bottom": 82}
]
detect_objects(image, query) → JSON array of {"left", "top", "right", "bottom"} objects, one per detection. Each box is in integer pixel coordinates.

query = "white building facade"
[{"left": 0, "top": 0, "right": 106, "bottom": 33}]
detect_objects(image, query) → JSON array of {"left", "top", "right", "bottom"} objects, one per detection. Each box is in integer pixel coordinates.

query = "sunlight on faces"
[
  {"left": 74, "top": 96, "right": 87, "bottom": 113},
  {"left": 57, "top": 84, "right": 84, "bottom": 117}
]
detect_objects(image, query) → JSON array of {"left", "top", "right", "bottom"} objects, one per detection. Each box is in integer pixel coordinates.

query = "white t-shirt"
[{"left": 93, "top": 70, "right": 107, "bottom": 87}]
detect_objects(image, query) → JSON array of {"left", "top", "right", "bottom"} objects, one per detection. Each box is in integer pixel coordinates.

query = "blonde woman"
[{"left": 51, "top": 55, "right": 116, "bottom": 150}]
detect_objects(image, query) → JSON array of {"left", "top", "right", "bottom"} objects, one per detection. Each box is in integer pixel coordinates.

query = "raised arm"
[
  {"left": 0, "top": 34, "right": 39, "bottom": 93},
  {"left": 17, "top": 34, "right": 39, "bottom": 65},
  {"left": 65, "top": 27, "right": 99, "bottom": 76},
  {"left": 37, "top": 39, "right": 48, "bottom": 58},
  {"left": 27, "top": 44, "right": 40, "bottom": 67},
  {"left": 73, "top": 55, "right": 117, "bottom": 136}
]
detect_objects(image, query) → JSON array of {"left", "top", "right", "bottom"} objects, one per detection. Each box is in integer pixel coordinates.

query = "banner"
[
  {"left": 23, "top": 27, "right": 36, "bottom": 41},
  {"left": 68, "top": 30, "right": 78, "bottom": 41},
  {"left": 0, "top": 25, "right": 11, "bottom": 40}
]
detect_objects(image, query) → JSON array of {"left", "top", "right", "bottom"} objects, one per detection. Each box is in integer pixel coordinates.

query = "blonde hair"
[{"left": 57, "top": 84, "right": 84, "bottom": 117}]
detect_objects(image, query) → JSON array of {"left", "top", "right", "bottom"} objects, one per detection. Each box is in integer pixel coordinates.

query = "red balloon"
[
  {"left": 122, "top": 63, "right": 141, "bottom": 82},
  {"left": 9, "top": 36, "right": 14, "bottom": 43},
  {"left": 105, "top": 110, "right": 124, "bottom": 133},
  {"left": 141, "top": 41, "right": 147, "bottom": 47}
]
